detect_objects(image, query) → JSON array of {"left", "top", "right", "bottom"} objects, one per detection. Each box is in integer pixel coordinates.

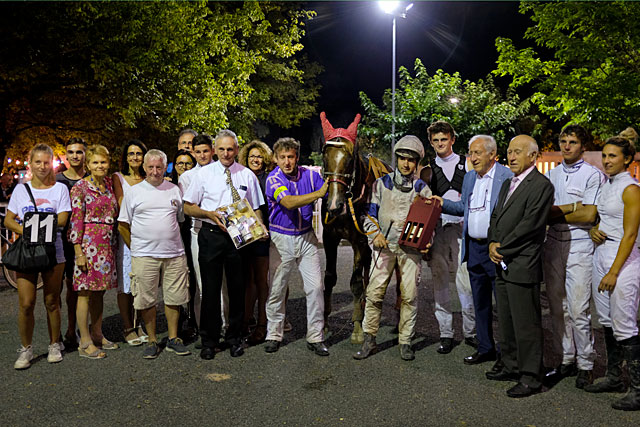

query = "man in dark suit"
[
  {"left": 433, "top": 135, "right": 513, "bottom": 366},
  {"left": 487, "top": 135, "right": 554, "bottom": 398}
]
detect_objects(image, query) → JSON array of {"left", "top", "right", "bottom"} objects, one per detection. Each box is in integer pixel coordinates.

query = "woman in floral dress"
[{"left": 69, "top": 145, "right": 118, "bottom": 359}]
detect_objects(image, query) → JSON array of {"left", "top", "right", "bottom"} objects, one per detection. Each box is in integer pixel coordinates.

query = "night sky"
[{"left": 283, "top": 1, "right": 532, "bottom": 149}]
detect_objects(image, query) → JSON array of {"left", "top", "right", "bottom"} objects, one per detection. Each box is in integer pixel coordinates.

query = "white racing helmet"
[{"left": 394, "top": 135, "right": 425, "bottom": 160}]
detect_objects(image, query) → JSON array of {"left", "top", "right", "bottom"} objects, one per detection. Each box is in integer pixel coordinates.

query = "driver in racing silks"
[{"left": 354, "top": 135, "right": 432, "bottom": 361}]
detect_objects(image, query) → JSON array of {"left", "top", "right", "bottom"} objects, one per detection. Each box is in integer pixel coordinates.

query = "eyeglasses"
[
  {"left": 176, "top": 161, "right": 194, "bottom": 168},
  {"left": 468, "top": 188, "right": 489, "bottom": 213},
  {"left": 127, "top": 152, "right": 143, "bottom": 158},
  {"left": 248, "top": 155, "right": 263, "bottom": 160}
]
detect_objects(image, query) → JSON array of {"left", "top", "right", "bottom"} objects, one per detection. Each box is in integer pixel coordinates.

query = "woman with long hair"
[
  {"left": 586, "top": 137, "right": 640, "bottom": 411},
  {"left": 238, "top": 140, "right": 274, "bottom": 344},
  {"left": 5, "top": 143, "right": 71, "bottom": 369},
  {"left": 112, "top": 139, "right": 147, "bottom": 346},
  {"left": 68, "top": 145, "right": 119, "bottom": 359}
]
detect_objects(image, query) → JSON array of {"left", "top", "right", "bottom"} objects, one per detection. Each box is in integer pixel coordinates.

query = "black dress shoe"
[
  {"left": 559, "top": 362, "right": 578, "bottom": 377},
  {"left": 264, "top": 340, "right": 280, "bottom": 353},
  {"left": 464, "top": 336, "right": 479, "bottom": 349},
  {"left": 506, "top": 382, "right": 541, "bottom": 398},
  {"left": 200, "top": 347, "right": 216, "bottom": 360},
  {"left": 485, "top": 370, "right": 519, "bottom": 382},
  {"left": 490, "top": 357, "right": 504, "bottom": 373},
  {"left": 464, "top": 350, "right": 497, "bottom": 365},
  {"left": 437, "top": 338, "right": 453, "bottom": 354},
  {"left": 307, "top": 341, "right": 330, "bottom": 356},
  {"left": 230, "top": 343, "right": 244, "bottom": 358}
]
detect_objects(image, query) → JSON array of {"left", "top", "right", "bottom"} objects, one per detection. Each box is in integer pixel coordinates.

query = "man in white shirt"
[
  {"left": 178, "top": 134, "right": 216, "bottom": 338},
  {"left": 434, "top": 135, "right": 513, "bottom": 366},
  {"left": 427, "top": 121, "right": 476, "bottom": 354},
  {"left": 545, "top": 125, "right": 605, "bottom": 388},
  {"left": 118, "top": 149, "right": 191, "bottom": 360},
  {"left": 183, "top": 129, "right": 265, "bottom": 360}
]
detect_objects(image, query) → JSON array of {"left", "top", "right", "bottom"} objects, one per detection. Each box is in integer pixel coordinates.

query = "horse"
[{"left": 320, "top": 113, "right": 391, "bottom": 344}]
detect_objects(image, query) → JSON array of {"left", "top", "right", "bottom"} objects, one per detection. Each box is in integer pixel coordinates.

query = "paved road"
[{"left": 1, "top": 246, "right": 639, "bottom": 426}]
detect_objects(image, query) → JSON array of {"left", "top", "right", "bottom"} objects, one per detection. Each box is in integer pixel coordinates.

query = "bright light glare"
[
  {"left": 449, "top": 97, "right": 460, "bottom": 104},
  {"left": 379, "top": 1, "right": 400, "bottom": 15}
]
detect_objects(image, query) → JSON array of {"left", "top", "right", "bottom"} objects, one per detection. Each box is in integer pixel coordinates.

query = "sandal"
[
  {"left": 137, "top": 326, "right": 149, "bottom": 343},
  {"left": 79, "top": 342, "right": 106, "bottom": 359},
  {"left": 93, "top": 337, "right": 120, "bottom": 350},
  {"left": 124, "top": 328, "right": 143, "bottom": 347}
]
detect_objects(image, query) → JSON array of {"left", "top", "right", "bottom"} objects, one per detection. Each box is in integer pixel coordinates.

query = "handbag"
[{"left": 2, "top": 184, "right": 57, "bottom": 273}]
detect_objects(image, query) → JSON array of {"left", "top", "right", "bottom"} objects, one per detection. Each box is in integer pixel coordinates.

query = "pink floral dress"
[{"left": 69, "top": 177, "right": 118, "bottom": 291}]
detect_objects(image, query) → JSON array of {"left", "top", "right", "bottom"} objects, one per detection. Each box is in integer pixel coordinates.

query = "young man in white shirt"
[
  {"left": 545, "top": 125, "right": 605, "bottom": 388},
  {"left": 427, "top": 121, "right": 476, "bottom": 354}
]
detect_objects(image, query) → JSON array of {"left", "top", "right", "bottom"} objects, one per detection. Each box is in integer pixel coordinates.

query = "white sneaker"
[
  {"left": 47, "top": 342, "right": 63, "bottom": 363},
  {"left": 58, "top": 341, "right": 65, "bottom": 352},
  {"left": 14, "top": 345, "right": 33, "bottom": 370}
]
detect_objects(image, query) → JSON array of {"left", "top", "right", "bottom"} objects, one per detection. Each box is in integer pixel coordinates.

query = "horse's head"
[
  {"left": 320, "top": 112, "right": 361, "bottom": 217},
  {"left": 323, "top": 137, "right": 355, "bottom": 215}
]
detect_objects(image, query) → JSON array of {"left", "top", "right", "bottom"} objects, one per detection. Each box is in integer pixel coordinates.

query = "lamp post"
[{"left": 379, "top": 1, "right": 413, "bottom": 167}]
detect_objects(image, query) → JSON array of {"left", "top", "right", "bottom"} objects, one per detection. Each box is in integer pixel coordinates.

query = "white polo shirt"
[
  {"left": 182, "top": 161, "right": 264, "bottom": 225},
  {"left": 546, "top": 159, "right": 605, "bottom": 250},
  {"left": 118, "top": 180, "right": 185, "bottom": 258}
]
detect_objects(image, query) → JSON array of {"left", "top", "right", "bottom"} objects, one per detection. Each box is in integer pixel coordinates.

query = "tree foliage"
[
  {"left": 0, "top": 1, "right": 320, "bottom": 170},
  {"left": 358, "top": 59, "right": 532, "bottom": 159},
  {"left": 494, "top": 1, "right": 640, "bottom": 143}
]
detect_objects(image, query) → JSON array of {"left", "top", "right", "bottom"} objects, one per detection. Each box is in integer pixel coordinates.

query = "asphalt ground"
[{"left": 1, "top": 245, "right": 640, "bottom": 426}]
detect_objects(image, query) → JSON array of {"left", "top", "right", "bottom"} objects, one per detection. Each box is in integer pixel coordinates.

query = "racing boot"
[
  {"left": 612, "top": 339, "right": 640, "bottom": 411},
  {"left": 584, "top": 327, "right": 627, "bottom": 393},
  {"left": 353, "top": 333, "right": 377, "bottom": 360}
]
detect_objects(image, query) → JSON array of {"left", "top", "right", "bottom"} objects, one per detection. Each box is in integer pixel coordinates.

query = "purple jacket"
[{"left": 266, "top": 166, "right": 324, "bottom": 236}]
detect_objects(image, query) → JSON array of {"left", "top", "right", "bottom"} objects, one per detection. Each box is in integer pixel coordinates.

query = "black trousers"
[
  {"left": 467, "top": 238, "right": 497, "bottom": 354},
  {"left": 495, "top": 276, "right": 543, "bottom": 388},
  {"left": 197, "top": 225, "right": 246, "bottom": 349}
]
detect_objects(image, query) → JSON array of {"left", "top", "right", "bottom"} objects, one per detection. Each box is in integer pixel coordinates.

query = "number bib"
[{"left": 23, "top": 212, "right": 58, "bottom": 245}]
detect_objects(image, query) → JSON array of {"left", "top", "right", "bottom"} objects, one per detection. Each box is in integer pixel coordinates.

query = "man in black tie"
[{"left": 487, "top": 135, "right": 554, "bottom": 398}]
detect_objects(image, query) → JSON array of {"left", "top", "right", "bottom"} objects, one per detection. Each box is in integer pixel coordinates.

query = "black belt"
[
  {"left": 470, "top": 237, "right": 488, "bottom": 245},
  {"left": 200, "top": 221, "right": 223, "bottom": 232}
]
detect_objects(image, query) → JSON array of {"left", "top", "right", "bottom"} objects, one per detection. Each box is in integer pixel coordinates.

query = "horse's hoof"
[{"left": 350, "top": 322, "right": 364, "bottom": 344}]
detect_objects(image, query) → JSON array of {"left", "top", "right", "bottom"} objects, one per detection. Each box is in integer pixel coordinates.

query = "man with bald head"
[{"left": 486, "top": 135, "right": 554, "bottom": 398}]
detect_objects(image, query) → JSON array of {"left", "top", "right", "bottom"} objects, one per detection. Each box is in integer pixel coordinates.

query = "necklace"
[{"left": 89, "top": 176, "right": 108, "bottom": 194}]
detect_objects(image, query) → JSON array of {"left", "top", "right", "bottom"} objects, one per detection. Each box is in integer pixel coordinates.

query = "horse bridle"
[{"left": 323, "top": 140, "right": 355, "bottom": 198}]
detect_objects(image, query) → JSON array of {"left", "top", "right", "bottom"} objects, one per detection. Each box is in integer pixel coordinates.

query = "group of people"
[{"left": 4, "top": 119, "right": 639, "bottom": 411}]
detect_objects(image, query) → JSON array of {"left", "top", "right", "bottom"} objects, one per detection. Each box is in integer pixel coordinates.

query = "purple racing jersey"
[{"left": 266, "top": 166, "right": 324, "bottom": 236}]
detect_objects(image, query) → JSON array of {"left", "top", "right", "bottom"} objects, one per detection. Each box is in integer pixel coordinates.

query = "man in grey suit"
[
  {"left": 487, "top": 135, "right": 554, "bottom": 398},
  {"left": 432, "top": 135, "right": 513, "bottom": 366}
]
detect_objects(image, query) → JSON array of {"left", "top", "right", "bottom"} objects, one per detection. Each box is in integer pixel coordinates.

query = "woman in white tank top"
[
  {"left": 112, "top": 139, "right": 147, "bottom": 346},
  {"left": 587, "top": 136, "right": 640, "bottom": 411}
]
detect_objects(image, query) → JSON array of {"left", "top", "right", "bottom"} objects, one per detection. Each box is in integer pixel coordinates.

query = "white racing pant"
[
  {"left": 544, "top": 237, "right": 595, "bottom": 369},
  {"left": 592, "top": 241, "right": 640, "bottom": 341},
  {"left": 191, "top": 225, "right": 229, "bottom": 330},
  {"left": 266, "top": 231, "right": 324, "bottom": 343},
  {"left": 428, "top": 222, "right": 475, "bottom": 339},
  {"left": 363, "top": 247, "right": 421, "bottom": 345}
]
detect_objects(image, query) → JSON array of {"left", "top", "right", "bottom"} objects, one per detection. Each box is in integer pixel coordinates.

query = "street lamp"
[{"left": 379, "top": 1, "right": 413, "bottom": 167}]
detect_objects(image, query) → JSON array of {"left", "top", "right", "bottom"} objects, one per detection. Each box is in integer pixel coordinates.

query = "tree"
[
  {"left": 494, "top": 1, "right": 640, "bottom": 144},
  {"left": 0, "top": 1, "right": 320, "bottom": 170},
  {"left": 358, "top": 59, "right": 532, "bottom": 160}
]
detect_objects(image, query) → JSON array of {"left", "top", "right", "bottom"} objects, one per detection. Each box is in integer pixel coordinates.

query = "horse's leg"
[
  {"left": 349, "top": 235, "right": 371, "bottom": 344},
  {"left": 323, "top": 229, "right": 339, "bottom": 331}
]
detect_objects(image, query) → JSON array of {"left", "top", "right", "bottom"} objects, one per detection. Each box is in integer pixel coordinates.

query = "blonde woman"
[
  {"left": 69, "top": 145, "right": 119, "bottom": 359},
  {"left": 5, "top": 143, "right": 71, "bottom": 369}
]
